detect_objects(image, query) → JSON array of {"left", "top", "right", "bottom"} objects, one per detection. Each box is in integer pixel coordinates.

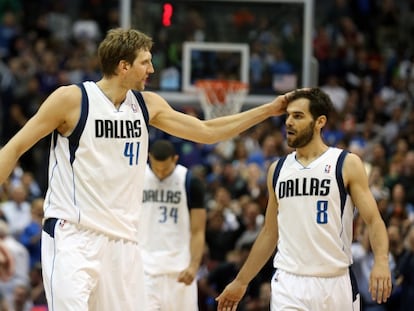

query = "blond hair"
[{"left": 98, "top": 28, "right": 153, "bottom": 77}]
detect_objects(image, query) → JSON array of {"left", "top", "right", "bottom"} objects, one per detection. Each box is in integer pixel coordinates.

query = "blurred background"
[{"left": 0, "top": 0, "right": 414, "bottom": 310}]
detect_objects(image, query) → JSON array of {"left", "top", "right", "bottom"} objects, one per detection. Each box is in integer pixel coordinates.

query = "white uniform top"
[
  {"left": 43, "top": 81, "right": 149, "bottom": 242},
  {"left": 139, "top": 164, "right": 191, "bottom": 275},
  {"left": 273, "top": 147, "right": 354, "bottom": 277}
]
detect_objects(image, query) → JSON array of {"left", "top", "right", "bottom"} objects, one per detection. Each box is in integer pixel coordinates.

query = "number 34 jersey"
[
  {"left": 139, "top": 164, "right": 192, "bottom": 275},
  {"left": 272, "top": 147, "right": 355, "bottom": 277}
]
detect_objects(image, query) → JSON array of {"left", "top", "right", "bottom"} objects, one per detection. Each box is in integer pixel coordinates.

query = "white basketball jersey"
[
  {"left": 43, "top": 81, "right": 149, "bottom": 242},
  {"left": 139, "top": 164, "right": 191, "bottom": 275},
  {"left": 273, "top": 147, "right": 355, "bottom": 277}
]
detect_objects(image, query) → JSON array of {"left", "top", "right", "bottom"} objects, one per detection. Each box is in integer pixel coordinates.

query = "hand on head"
[{"left": 272, "top": 87, "right": 312, "bottom": 116}]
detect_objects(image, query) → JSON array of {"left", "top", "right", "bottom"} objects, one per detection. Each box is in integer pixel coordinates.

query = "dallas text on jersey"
[
  {"left": 278, "top": 177, "right": 331, "bottom": 198},
  {"left": 95, "top": 119, "right": 143, "bottom": 139},
  {"left": 143, "top": 189, "right": 182, "bottom": 204}
]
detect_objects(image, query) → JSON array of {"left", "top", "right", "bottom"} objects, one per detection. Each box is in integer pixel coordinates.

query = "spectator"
[
  {"left": 0, "top": 220, "right": 29, "bottom": 310},
  {"left": 247, "top": 132, "right": 284, "bottom": 172},
  {"left": 235, "top": 200, "right": 263, "bottom": 250},
  {"left": 352, "top": 222, "right": 393, "bottom": 311},
  {"left": 0, "top": 183, "right": 31, "bottom": 239},
  {"left": 18, "top": 198, "right": 43, "bottom": 270},
  {"left": 386, "top": 224, "right": 408, "bottom": 311},
  {"left": 398, "top": 224, "right": 414, "bottom": 310},
  {"left": 398, "top": 150, "right": 414, "bottom": 205},
  {"left": 198, "top": 243, "right": 263, "bottom": 311},
  {"left": 205, "top": 208, "right": 243, "bottom": 263}
]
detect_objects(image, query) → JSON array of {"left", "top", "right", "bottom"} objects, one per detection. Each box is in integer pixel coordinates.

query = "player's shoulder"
[
  {"left": 341, "top": 150, "right": 365, "bottom": 175},
  {"left": 141, "top": 91, "right": 172, "bottom": 120},
  {"left": 271, "top": 153, "right": 291, "bottom": 169},
  {"left": 267, "top": 155, "right": 288, "bottom": 182},
  {"left": 141, "top": 91, "right": 168, "bottom": 105},
  {"left": 50, "top": 84, "right": 82, "bottom": 102},
  {"left": 342, "top": 150, "right": 362, "bottom": 165}
]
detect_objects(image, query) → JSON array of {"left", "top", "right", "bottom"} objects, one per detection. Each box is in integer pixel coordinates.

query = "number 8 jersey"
[
  {"left": 43, "top": 81, "right": 149, "bottom": 242},
  {"left": 272, "top": 147, "right": 355, "bottom": 277}
]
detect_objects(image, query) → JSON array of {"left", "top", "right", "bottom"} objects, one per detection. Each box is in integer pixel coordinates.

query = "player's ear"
[
  {"left": 316, "top": 115, "right": 327, "bottom": 129},
  {"left": 173, "top": 154, "right": 179, "bottom": 163}
]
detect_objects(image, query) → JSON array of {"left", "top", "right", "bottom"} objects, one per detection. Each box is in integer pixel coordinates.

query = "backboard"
[
  {"left": 126, "top": 0, "right": 315, "bottom": 107},
  {"left": 182, "top": 42, "right": 250, "bottom": 93}
]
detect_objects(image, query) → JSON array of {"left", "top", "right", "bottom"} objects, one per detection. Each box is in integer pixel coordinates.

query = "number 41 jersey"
[
  {"left": 43, "top": 81, "right": 149, "bottom": 242},
  {"left": 272, "top": 147, "right": 355, "bottom": 277}
]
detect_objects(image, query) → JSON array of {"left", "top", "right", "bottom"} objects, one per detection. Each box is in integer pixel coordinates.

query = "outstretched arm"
[
  {"left": 145, "top": 91, "right": 292, "bottom": 144},
  {"left": 216, "top": 161, "right": 279, "bottom": 311},
  {"left": 345, "top": 153, "right": 392, "bottom": 303}
]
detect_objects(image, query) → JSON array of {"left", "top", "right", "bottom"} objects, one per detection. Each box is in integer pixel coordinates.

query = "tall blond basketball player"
[{"left": 0, "top": 28, "right": 296, "bottom": 311}]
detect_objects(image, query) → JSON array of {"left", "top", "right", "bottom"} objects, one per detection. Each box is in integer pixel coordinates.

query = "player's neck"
[
  {"left": 96, "top": 78, "right": 127, "bottom": 108},
  {"left": 295, "top": 141, "right": 329, "bottom": 165}
]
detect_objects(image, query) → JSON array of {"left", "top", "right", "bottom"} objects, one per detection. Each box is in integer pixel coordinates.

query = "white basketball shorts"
[
  {"left": 271, "top": 268, "right": 360, "bottom": 311},
  {"left": 42, "top": 218, "right": 147, "bottom": 311},
  {"left": 144, "top": 272, "right": 198, "bottom": 311}
]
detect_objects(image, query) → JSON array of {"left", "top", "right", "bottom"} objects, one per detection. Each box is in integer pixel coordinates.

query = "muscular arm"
[
  {"left": 0, "top": 85, "right": 81, "bottom": 184},
  {"left": 344, "top": 153, "right": 392, "bottom": 303},
  {"left": 145, "top": 91, "right": 290, "bottom": 144},
  {"left": 216, "top": 161, "right": 279, "bottom": 311}
]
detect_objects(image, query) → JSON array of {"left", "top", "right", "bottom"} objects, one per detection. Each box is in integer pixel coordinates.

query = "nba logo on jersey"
[
  {"left": 131, "top": 102, "right": 138, "bottom": 113},
  {"left": 273, "top": 270, "right": 280, "bottom": 282},
  {"left": 324, "top": 165, "right": 331, "bottom": 173}
]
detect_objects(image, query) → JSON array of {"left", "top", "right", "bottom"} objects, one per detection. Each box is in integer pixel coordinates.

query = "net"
[{"left": 195, "top": 79, "right": 249, "bottom": 119}]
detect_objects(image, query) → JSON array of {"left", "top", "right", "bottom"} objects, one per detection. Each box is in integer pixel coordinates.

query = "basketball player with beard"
[{"left": 216, "top": 88, "right": 392, "bottom": 311}]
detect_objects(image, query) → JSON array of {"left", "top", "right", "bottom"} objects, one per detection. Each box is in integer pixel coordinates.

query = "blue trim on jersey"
[
  {"left": 349, "top": 266, "right": 360, "bottom": 302},
  {"left": 68, "top": 83, "right": 89, "bottom": 165},
  {"left": 43, "top": 218, "right": 58, "bottom": 238},
  {"left": 272, "top": 156, "right": 287, "bottom": 189},
  {"left": 132, "top": 91, "right": 150, "bottom": 127},
  {"left": 185, "top": 170, "right": 192, "bottom": 211},
  {"left": 51, "top": 130, "right": 58, "bottom": 150},
  {"left": 335, "top": 150, "right": 348, "bottom": 217}
]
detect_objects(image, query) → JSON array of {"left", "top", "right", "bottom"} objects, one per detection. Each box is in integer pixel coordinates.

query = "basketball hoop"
[{"left": 195, "top": 79, "right": 248, "bottom": 119}]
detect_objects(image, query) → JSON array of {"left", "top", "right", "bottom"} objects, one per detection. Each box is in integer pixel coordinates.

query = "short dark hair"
[
  {"left": 288, "top": 88, "right": 334, "bottom": 120},
  {"left": 149, "top": 139, "right": 176, "bottom": 161}
]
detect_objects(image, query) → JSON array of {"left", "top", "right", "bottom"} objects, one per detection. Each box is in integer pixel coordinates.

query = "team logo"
[{"left": 324, "top": 165, "right": 331, "bottom": 173}]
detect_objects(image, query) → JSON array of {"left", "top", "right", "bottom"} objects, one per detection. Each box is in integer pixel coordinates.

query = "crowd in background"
[{"left": 0, "top": 0, "right": 414, "bottom": 310}]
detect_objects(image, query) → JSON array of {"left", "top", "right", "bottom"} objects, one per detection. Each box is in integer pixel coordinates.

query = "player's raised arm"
[{"left": 145, "top": 90, "right": 292, "bottom": 144}]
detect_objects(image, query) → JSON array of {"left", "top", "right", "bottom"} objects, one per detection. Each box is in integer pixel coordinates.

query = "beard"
[{"left": 287, "top": 120, "right": 315, "bottom": 148}]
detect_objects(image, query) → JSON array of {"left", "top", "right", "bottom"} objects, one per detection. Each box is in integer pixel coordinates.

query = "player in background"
[
  {"left": 0, "top": 28, "right": 296, "bottom": 311},
  {"left": 139, "top": 139, "right": 206, "bottom": 311},
  {"left": 216, "top": 88, "right": 392, "bottom": 311}
]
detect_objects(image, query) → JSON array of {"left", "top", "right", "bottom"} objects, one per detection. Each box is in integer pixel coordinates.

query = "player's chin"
[{"left": 136, "top": 84, "right": 145, "bottom": 91}]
